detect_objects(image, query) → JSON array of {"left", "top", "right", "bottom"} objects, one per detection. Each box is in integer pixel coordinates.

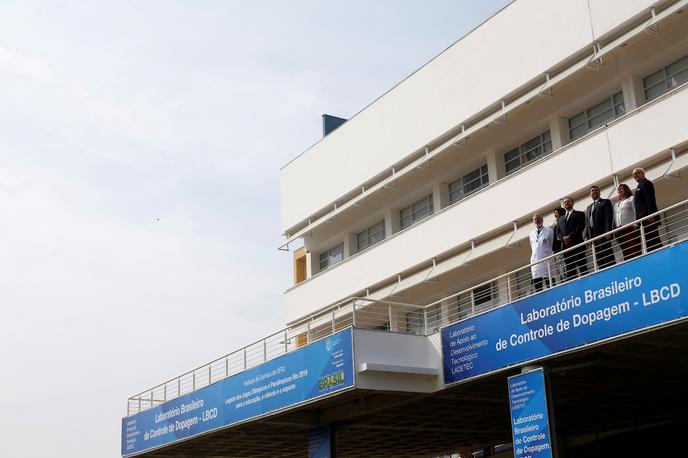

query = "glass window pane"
[
  {"left": 542, "top": 130, "right": 551, "bottom": 142},
  {"left": 523, "top": 135, "right": 541, "bottom": 151},
  {"left": 543, "top": 140, "right": 553, "bottom": 154},
  {"left": 666, "top": 55, "right": 688, "bottom": 77},
  {"left": 645, "top": 81, "right": 667, "bottom": 101},
  {"left": 588, "top": 108, "right": 614, "bottom": 129},
  {"left": 615, "top": 102, "right": 625, "bottom": 116},
  {"left": 587, "top": 98, "right": 612, "bottom": 118},
  {"left": 504, "top": 147, "right": 519, "bottom": 162},
  {"left": 643, "top": 69, "right": 664, "bottom": 88},
  {"left": 524, "top": 146, "right": 542, "bottom": 162},
  {"left": 668, "top": 67, "right": 688, "bottom": 88},
  {"left": 570, "top": 124, "right": 588, "bottom": 140},
  {"left": 568, "top": 112, "right": 586, "bottom": 128},
  {"left": 613, "top": 92, "right": 624, "bottom": 105}
]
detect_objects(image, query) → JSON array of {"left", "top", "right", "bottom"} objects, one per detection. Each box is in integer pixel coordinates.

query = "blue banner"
[
  {"left": 443, "top": 242, "right": 688, "bottom": 385},
  {"left": 122, "top": 328, "right": 354, "bottom": 456},
  {"left": 508, "top": 368, "right": 553, "bottom": 458}
]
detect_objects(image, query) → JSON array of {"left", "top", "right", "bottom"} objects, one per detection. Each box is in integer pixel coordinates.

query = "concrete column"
[
  {"left": 384, "top": 207, "right": 400, "bottom": 236},
  {"left": 485, "top": 149, "right": 500, "bottom": 182},
  {"left": 621, "top": 75, "right": 645, "bottom": 110},
  {"left": 306, "top": 251, "right": 316, "bottom": 277},
  {"left": 548, "top": 116, "right": 570, "bottom": 149},
  {"left": 432, "top": 180, "right": 449, "bottom": 210},
  {"left": 343, "top": 232, "right": 356, "bottom": 257}
]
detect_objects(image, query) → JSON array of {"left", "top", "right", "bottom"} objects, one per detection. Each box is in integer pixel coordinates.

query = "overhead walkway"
[{"left": 122, "top": 199, "right": 688, "bottom": 457}]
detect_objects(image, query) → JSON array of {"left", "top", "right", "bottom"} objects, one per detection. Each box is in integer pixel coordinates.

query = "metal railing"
[
  {"left": 126, "top": 295, "right": 418, "bottom": 415},
  {"left": 127, "top": 197, "right": 688, "bottom": 415},
  {"left": 425, "top": 197, "right": 688, "bottom": 325}
]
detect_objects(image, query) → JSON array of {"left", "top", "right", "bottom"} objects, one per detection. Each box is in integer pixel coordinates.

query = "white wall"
[
  {"left": 280, "top": 0, "right": 661, "bottom": 232},
  {"left": 353, "top": 329, "right": 442, "bottom": 392},
  {"left": 284, "top": 87, "right": 688, "bottom": 321}
]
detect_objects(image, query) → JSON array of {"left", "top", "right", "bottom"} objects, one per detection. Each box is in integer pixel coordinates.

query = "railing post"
[
  {"left": 423, "top": 307, "right": 428, "bottom": 335},
  {"left": 150, "top": 389, "right": 154, "bottom": 408},
  {"left": 470, "top": 290, "right": 476, "bottom": 316},
  {"left": 164, "top": 384, "right": 167, "bottom": 402},
  {"left": 263, "top": 339, "right": 267, "bottom": 362},
  {"left": 332, "top": 309, "right": 336, "bottom": 334},
  {"left": 243, "top": 347, "right": 247, "bottom": 370},
  {"left": 388, "top": 304, "right": 393, "bottom": 331},
  {"left": 208, "top": 364, "right": 212, "bottom": 384},
  {"left": 192, "top": 372, "right": 196, "bottom": 391},
  {"left": 547, "top": 260, "right": 553, "bottom": 289},
  {"left": 307, "top": 320, "right": 311, "bottom": 343},
  {"left": 506, "top": 274, "right": 512, "bottom": 302},
  {"left": 138, "top": 397, "right": 141, "bottom": 413},
  {"left": 284, "top": 329, "right": 288, "bottom": 354},
  {"left": 177, "top": 377, "right": 181, "bottom": 396},
  {"left": 225, "top": 355, "right": 229, "bottom": 377},
  {"left": 352, "top": 300, "right": 357, "bottom": 327},
  {"left": 640, "top": 222, "right": 648, "bottom": 255},
  {"left": 591, "top": 240, "right": 599, "bottom": 272}
]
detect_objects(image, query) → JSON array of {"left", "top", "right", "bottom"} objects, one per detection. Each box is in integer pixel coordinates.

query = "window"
[
  {"left": 504, "top": 131, "right": 552, "bottom": 175},
  {"left": 356, "top": 221, "right": 386, "bottom": 252},
  {"left": 400, "top": 194, "right": 434, "bottom": 229},
  {"left": 319, "top": 243, "right": 343, "bottom": 271},
  {"left": 568, "top": 92, "right": 625, "bottom": 140},
  {"left": 643, "top": 54, "right": 688, "bottom": 101},
  {"left": 448, "top": 164, "right": 489, "bottom": 203}
]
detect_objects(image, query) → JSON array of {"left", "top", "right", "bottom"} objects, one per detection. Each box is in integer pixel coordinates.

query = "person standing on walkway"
[
  {"left": 557, "top": 196, "right": 588, "bottom": 279},
  {"left": 586, "top": 185, "right": 615, "bottom": 269},
  {"left": 633, "top": 168, "right": 662, "bottom": 251},
  {"left": 614, "top": 183, "right": 641, "bottom": 260},
  {"left": 529, "top": 213, "right": 554, "bottom": 292}
]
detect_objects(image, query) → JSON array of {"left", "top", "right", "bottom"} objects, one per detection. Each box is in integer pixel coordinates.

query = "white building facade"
[{"left": 123, "top": 2, "right": 688, "bottom": 456}]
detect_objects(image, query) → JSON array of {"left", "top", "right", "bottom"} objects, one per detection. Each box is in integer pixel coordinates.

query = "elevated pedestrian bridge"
[{"left": 122, "top": 200, "right": 688, "bottom": 457}]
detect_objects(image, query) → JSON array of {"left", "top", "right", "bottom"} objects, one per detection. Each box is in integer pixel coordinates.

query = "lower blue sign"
[
  {"left": 121, "top": 328, "right": 354, "bottom": 456},
  {"left": 308, "top": 425, "right": 332, "bottom": 458},
  {"left": 443, "top": 241, "right": 688, "bottom": 385},
  {"left": 508, "top": 368, "right": 553, "bottom": 458}
]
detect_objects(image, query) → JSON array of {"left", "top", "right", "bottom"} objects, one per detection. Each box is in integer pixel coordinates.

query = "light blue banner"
[
  {"left": 508, "top": 368, "right": 553, "bottom": 458},
  {"left": 122, "top": 328, "right": 354, "bottom": 456},
  {"left": 443, "top": 242, "right": 688, "bottom": 385}
]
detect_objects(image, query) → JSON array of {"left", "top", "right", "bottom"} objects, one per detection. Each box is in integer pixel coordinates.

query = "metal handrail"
[
  {"left": 126, "top": 196, "right": 688, "bottom": 415},
  {"left": 423, "top": 196, "right": 688, "bottom": 318}
]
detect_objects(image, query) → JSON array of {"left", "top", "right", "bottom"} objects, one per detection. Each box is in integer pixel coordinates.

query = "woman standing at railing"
[
  {"left": 552, "top": 207, "right": 567, "bottom": 283},
  {"left": 614, "top": 184, "right": 641, "bottom": 260}
]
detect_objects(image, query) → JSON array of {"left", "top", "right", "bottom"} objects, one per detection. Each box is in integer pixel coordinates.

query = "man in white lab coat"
[{"left": 529, "top": 213, "right": 554, "bottom": 292}]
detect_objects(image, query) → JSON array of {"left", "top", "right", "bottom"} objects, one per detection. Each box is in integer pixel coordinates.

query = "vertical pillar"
[
  {"left": 432, "top": 180, "right": 448, "bottom": 210},
  {"left": 621, "top": 75, "right": 645, "bottom": 111},
  {"left": 343, "top": 232, "right": 356, "bottom": 258},
  {"left": 548, "top": 116, "right": 570, "bottom": 149},
  {"left": 384, "top": 207, "right": 400, "bottom": 236},
  {"left": 485, "top": 149, "right": 499, "bottom": 182}
]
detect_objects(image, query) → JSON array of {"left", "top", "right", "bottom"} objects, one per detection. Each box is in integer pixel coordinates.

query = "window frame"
[
  {"left": 504, "top": 130, "right": 553, "bottom": 175},
  {"left": 356, "top": 220, "right": 386, "bottom": 252},
  {"left": 399, "top": 194, "right": 434, "bottom": 230},
  {"left": 643, "top": 53, "right": 688, "bottom": 102},
  {"left": 568, "top": 91, "right": 625, "bottom": 140},
  {"left": 448, "top": 164, "right": 490, "bottom": 204},
  {"left": 318, "top": 242, "right": 344, "bottom": 272}
]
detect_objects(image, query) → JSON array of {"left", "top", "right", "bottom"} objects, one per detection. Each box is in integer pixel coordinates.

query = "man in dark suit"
[
  {"left": 586, "top": 185, "right": 615, "bottom": 269},
  {"left": 633, "top": 167, "right": 662, "bottom": 252},
  {"left": 558, "top": 196, "right": 588, "bottom": 279}
]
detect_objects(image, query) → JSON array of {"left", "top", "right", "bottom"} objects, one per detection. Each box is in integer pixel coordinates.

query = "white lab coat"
[{"left": 529, "top": 226, "right": 554, "bottom": 279}]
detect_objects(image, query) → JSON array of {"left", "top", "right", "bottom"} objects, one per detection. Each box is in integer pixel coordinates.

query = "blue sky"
[{"left": 0, "top": 1, "right": 509, "bottom": 456}]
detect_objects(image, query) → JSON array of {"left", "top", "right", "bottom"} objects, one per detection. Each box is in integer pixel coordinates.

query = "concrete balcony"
[{"left": 284, "top": 84, "right": 688, "bottom": 323}]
